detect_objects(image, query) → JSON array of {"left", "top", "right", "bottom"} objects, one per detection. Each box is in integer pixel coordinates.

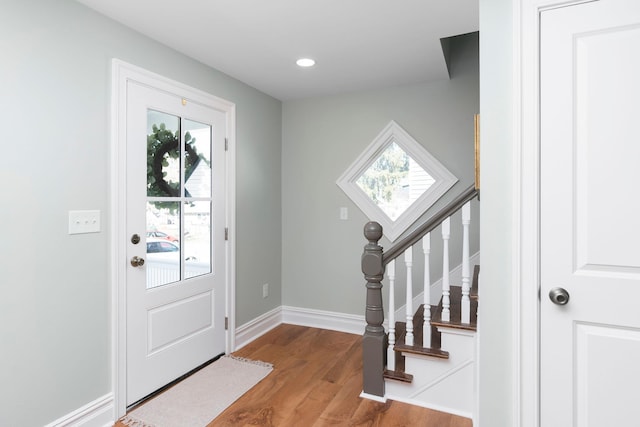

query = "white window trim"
[{"left": 337, "top": 120, "right": 458, "bottom": 241}]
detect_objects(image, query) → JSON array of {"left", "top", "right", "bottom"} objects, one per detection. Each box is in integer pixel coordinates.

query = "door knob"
[
  {"left": 549, "top": 287, "right": 570, "bottom": 305},
  {"left": 130, "top": 256, "right": 145, "bottom": 267}
]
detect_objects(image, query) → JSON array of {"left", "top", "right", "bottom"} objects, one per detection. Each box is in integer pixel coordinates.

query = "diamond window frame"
[{"left": 337, "top": 120, "right": 458, "bottom": 241}]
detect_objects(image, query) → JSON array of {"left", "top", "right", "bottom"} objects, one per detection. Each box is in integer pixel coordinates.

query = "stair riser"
[{"left": 438, "top": 327, "right": 476, "bottom": 353}]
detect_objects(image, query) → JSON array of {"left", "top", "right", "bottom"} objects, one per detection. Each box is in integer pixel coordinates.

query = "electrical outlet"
[{"left": 262, "top": 283, "right": 269, "bottom": 298}]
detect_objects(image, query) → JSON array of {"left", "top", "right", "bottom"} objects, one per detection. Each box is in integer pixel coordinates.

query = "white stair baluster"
[
  {"left": 422, "top": 233, "right": 431, "bottom": 348},
  {"left": 461, "top": 202, "right": 471, "bottom": 324},
  {"left": 405, "top": 246, "right": 414, "bottom": 346},
  {"left": 442, "top": 217, "right": 451, "bottom": 322},
  {"left": 387, "top": 259, "right": 396, "bottom": 369}
]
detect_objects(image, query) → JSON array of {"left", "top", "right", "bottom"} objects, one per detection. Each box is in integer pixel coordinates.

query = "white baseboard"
[
  {"left": 234, "top": 306, "right": 283, "bottom": 351},
  {"left": 282, "top": 306, "right": 365, "bottom": 335},
  {"left": 44, "top": 393, "right": 114, "bottom": 427},
  {"left": 360, "top": 391, "right": 387, "bottom": 403},
  {"left": 234, "top": 305, "right": 366, "bottom": 351}
]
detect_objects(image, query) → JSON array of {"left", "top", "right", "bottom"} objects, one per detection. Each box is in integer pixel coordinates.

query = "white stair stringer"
[{"left": 384, "top": 326, "right": 476, "bottom": 419}]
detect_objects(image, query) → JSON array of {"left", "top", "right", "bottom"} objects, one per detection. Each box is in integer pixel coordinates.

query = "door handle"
[
  {"left": 549, "top": 287, "right": 570, "bottom": 305},
  {"left": 130, "top": 256, "right": 145, "bottom": 267}
]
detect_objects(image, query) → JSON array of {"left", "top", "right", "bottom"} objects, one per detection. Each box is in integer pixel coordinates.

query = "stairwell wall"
[{"left": 281, "top": 33, "right": 480, "bottom": 316}]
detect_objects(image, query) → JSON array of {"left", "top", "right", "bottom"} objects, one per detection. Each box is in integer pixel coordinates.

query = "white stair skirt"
[{"left": 384, "top": 327, "right": 476, "bottom": 419}]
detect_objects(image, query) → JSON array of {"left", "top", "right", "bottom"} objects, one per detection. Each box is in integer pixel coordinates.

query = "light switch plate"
[
  {"left": 69, "top": 210, "right": 101, "bottom": 234},
  {"left": 340, "top": 207, "right": 349, "bottom": 220}
]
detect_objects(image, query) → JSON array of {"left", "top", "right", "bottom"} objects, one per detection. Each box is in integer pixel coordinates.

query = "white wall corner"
[
  {"left": 44, "top": 393, "right": 114, "bottom": 427},
  {"left": 234, "top": 306, "right": 283, "bottom": 351}
]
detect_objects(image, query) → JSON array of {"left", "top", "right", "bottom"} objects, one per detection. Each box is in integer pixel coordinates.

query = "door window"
[{"left": 146, "top": 110, "right": 213, "bottom": 288}]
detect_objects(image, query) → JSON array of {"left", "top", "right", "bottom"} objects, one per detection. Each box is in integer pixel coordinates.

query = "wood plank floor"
[{"left": 115, "top": 324, "right": 473, "bottom": 427}]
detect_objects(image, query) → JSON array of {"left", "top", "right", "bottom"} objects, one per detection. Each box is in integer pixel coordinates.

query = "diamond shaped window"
[
  {"left": 337, "top": 121, "right": 457, "bottom": 241},
  {"left": 356, "top": 141, "right": 436, "bottom": 221}
]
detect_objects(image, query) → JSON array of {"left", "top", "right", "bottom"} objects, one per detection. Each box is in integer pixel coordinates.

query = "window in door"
[{"left": 146, "top": 110, "right": 213, "bottom": 288}]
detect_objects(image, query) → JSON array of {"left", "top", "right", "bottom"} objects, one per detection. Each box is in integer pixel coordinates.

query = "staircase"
[
  {"left": 384, "top": 270, "right": 478, "bottom": 417},
  {"left": 360, "top": 185, "right": 479, "bottom": 419}
]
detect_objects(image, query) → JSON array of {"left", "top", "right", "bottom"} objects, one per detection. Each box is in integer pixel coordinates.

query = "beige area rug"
[{"left": 121, "top": 355, "right": 273, "bottom": 427}]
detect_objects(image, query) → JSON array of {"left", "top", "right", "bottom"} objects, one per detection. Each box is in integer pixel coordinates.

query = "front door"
[
  {"left": 540, "top": 1, "right": 640, "bottom": 425},
  {"left": 125, "top": 80, "right": 227, "bottom": 405}
]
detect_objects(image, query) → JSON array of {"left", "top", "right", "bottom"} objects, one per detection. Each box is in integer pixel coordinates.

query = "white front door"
[
  {"left": 125, "top": 80, "right": 228, "bottom": 405},
  {"left": 540, "top": 1, "right": 640, "bottom": 425}
]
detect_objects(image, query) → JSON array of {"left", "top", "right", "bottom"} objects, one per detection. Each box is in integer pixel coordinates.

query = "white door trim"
[
  {"left": 110, "top": 59, "right": 236, "bottom": 418},
  {"left": 516, "top": 1, "right": 596, "bottom": 426}
]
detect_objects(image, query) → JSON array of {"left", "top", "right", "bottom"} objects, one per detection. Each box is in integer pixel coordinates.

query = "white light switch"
[
  {"left": 68, "top": 210, "right": 101, "bottom": 234},
  {"left": 340, "top": 207, "right": 349, "bottom": 220}
]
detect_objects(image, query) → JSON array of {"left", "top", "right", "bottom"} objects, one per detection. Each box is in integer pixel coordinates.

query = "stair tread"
[
  {"left": 383, "top": 369, "right": 413, "bottom": 383},
  {"left": 431, "top": 286, "right": 478, "bottom": 331},
  {"left": 393, "top": 343, "right": 449, "bottom": 359}
]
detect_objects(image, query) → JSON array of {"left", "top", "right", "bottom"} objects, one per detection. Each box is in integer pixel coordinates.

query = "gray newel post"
[{"left": 361, "top": 221, "right": 385, "bottom": 397}]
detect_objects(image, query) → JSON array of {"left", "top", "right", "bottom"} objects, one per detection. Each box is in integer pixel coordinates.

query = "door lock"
[
  {"left": 549, "top": 287, "right": 570, "bottom": 305},
  {"left": 130, "top": 256, "right": 145, "bottom": 267}
]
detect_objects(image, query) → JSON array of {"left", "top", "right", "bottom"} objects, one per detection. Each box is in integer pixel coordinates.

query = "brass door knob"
[{"left": 130, "top": 256, "right": 145, "bottom": 267}]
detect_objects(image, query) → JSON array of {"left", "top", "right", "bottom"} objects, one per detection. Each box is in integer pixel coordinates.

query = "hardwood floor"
[{"left": 115, "top": 324, "right": 473, "bottom": 426}]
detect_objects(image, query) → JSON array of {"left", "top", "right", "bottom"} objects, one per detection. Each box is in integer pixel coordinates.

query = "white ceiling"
[{"left": 77, "top": 0, "right": 478, "bottom": 101}]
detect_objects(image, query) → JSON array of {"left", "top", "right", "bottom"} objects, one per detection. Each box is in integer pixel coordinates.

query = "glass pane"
[
  {"left": 356, "top": 142, "right": 434, "bottom": 221},
  {"left": 147, "top": 110, "right": 181, "bottom": 198},
  {"left": 146, "top": 202, "right": 180, "bottom": 289},
  {"left": 183, "top": 119, "right": 212, "bottom": 198},
  {"left": 184, "top": 201, "right": 211, "bottom": 279}
]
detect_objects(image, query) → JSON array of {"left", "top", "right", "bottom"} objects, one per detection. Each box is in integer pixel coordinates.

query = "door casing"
[{"left": 110, "top": 59, "right": 236, "bottom": 418}]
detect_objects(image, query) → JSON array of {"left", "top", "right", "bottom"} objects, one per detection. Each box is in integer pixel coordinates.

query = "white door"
[
  {"left": 540, "top": 1, "right": 640, "bottom": 425},
  {"left": 125, "top": 81, "right": 227, "bottom": 405}
]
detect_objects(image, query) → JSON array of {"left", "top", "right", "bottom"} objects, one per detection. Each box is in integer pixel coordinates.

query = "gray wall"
[
  {"left": 478, "top": 0, "right": 515, "bottom": 425},
  {"left": 281, "top": 33, "right": 479, "bottom": 315},
  {"left": 0, "top": 1, "right": 281, "bottom": 426}
]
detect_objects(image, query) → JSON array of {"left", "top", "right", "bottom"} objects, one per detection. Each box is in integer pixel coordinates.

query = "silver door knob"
[
  {"left": 549, "top": 287, "right": 569, "bottom": 305},
  {"left": 130, "top": 256, "right": 145, "bottom": 267}
]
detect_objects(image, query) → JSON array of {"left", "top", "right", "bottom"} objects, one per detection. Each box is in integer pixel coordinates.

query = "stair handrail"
[
  {"left": 361, "top": 184, "right": 478, "bottom": 398},
  {"left": 382, "top": 185, "right": 478, "bottom": 265}
]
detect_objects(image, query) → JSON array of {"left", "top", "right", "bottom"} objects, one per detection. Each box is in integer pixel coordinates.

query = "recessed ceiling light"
[{"left": 296, "top": 58, "right": 316, "bottom": 68}]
